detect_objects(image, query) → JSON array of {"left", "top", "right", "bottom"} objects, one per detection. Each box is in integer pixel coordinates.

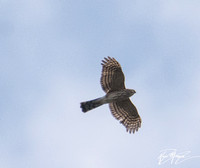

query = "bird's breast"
[{"left": 105, "top": 89, "right": 132, "bottom": 103}]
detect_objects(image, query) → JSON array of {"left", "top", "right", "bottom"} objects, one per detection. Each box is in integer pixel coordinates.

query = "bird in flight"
[{"left": 80, "top": 57, "right": 141, "bottom": 133}]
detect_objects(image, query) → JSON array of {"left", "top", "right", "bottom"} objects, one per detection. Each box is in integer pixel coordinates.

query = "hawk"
[{"left": 80, "top": 57, "right": 141, "bottom": 133}]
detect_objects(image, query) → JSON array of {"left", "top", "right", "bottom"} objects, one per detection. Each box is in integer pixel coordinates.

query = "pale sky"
[{"left": 0, "top": 0, "right": 200, "bottom": 168}]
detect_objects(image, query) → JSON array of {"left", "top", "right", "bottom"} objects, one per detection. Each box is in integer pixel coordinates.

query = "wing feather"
[
  {"left": 100, "top": 57, "right": 125, "bottom": 93},
  {"left": 109, "top": 99, "right": 141, "bottom": 133}
]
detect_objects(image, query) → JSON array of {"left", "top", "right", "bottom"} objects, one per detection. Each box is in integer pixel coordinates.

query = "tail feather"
[{"left": 81, "top": 98, "right": 104, "bottom": 112}]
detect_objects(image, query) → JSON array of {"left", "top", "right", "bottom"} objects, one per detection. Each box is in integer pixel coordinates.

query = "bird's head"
[{"left": 126, "top": 89, "right": 136, "bottom": 97}]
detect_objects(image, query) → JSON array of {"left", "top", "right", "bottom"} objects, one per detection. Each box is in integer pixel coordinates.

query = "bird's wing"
[
  {"left": 100, "top": 57, "right": 125, "bottom": 93},
  {"left": 109, "top": 99, "right": 141, "bottom": 133}
]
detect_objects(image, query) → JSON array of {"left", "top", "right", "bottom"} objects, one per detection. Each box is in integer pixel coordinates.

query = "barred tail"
[{"left": 80, "top": 97, "right": 104, "bottom": 112}]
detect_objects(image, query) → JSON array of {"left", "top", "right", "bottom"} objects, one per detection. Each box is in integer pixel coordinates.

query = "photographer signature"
[{"left": 158, "top": 149, "right": 200, "bottom": 165}]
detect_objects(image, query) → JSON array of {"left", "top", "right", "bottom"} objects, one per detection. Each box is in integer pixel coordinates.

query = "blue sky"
[{"left": 1, "top": 0, "right": 200, "bottom": 167}]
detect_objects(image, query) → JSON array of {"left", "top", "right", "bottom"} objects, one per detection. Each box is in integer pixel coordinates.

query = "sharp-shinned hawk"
[{"left": 80, "top": 57, "right": 141, "bottom": 133}]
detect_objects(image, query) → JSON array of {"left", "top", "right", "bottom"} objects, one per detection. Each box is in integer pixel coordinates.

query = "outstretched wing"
[
  {"left": 109, "top": 99, "right": 141, "bottom": 133},
  {"left": 100, "top": 57, "right": 125, "bottom": 93}
]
